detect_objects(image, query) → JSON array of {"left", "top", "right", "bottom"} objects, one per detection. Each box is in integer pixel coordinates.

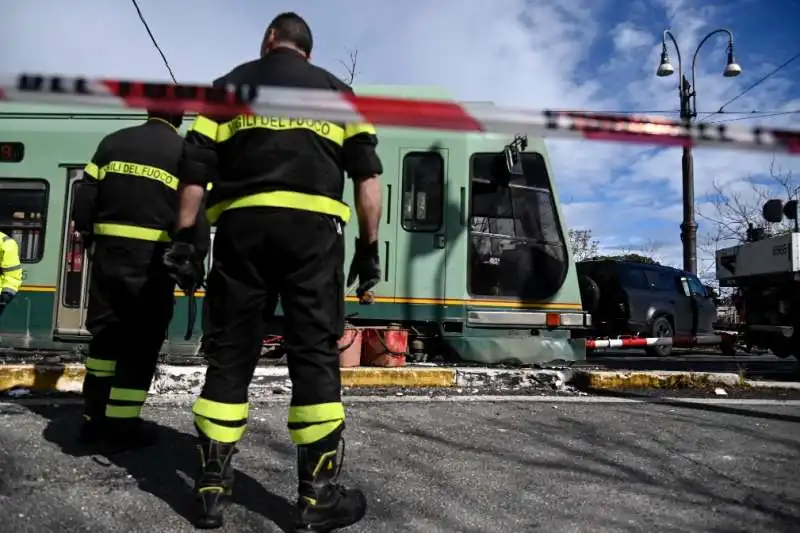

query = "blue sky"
[{"left": 2, "top": 0, "right": 799, "bottom": 278}]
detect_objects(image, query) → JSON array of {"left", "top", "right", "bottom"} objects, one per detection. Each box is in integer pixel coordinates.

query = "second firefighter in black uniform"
[
  {"left": 75, "top": 110, "right": 205, "bottom": 450},
  {"left": 164, "top": 12, "right": 383, "bottom": 531}
]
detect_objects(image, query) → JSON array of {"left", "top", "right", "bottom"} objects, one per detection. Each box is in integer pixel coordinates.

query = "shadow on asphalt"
[
  {"left": 21, "top": 359, "right": 297, "bottom": 533},
  {"left": 363, "top": 404, "right": 800, "bottom": 533},
  {"left": 584, "top": 388, "right": 800, "bottom": 424}
]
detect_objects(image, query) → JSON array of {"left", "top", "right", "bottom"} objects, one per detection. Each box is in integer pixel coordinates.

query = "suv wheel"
[
  {"left": 770, "top": 340, "right": 793, "bottom": 359},
  {"left": 646, "top": 316, "right": 674, "bottom": 357}
]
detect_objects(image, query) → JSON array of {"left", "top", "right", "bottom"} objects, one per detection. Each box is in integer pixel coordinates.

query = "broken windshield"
[{"left": 468, "top": 152, "right": 568, "bottom": 300}]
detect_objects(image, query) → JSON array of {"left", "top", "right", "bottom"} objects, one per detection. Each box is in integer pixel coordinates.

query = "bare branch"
[
  {"left": 696, "top": 164, "right": 797, "bottom": 253},
  {"left": 568, "top": 229, "right": 600, "bottom": 262},
  {"left": 339, "top": 48, "right": 359, "bottom": 85}
]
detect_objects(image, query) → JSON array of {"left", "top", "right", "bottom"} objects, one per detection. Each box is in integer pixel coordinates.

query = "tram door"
[{"left": 54, "top": 169, "right": 92, "bottom": 340}]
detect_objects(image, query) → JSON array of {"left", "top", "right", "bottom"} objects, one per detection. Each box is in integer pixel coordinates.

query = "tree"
[
  {"left": 339, "top": 48, "right": 359, "bottom": 85},
  {"left": 568, "top": 229, "right": 599, "bottom": 262},
  {"left": 697, "top": 159, "right": 796, "bottom": 276},
  {"left": 699, "top": 160, "right": 796, "bottom": 246},
  {"left": 603, "top": 253, "right": 661, "bottom": 265},
  {"left": 594, "top": 239, "right": 664, "bottom": 265}
]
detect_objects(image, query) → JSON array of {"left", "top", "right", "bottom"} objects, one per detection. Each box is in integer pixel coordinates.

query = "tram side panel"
[{"left": 0, "top": 116, "right": 141, "bottom": 347}]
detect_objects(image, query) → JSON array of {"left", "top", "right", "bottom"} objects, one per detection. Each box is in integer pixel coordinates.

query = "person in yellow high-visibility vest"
[{"left": 0, "top": 232, "right": 23, "bottom": 319}]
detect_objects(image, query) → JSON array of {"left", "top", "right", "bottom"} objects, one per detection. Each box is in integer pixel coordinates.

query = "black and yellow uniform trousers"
[
  {"left": 195, "top": 204, "right": 347, "bottom": 450},
  {"left": 82, "top": 227, "right": 176, "bottom": 426}
]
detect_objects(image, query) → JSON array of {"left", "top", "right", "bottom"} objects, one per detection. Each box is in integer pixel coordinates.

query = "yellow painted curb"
[
  {"left": 0, "top": 364, "right": 87, "bottom": 392},
  {"left": 0, "top": 364, "right": 457, "bottom": 392},
  {"left": 577, "top": 370, "right": 742, "bottom": 390},
  {"left": 341, "top": 367, "right": 456, "bottom": 388}
]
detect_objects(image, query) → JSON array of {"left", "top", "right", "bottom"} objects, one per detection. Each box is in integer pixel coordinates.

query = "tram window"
[
  {"left": 62, "top": 174, "right": 89, "bottom": 309},
  {"left": 0, "top": 179, "right": 48, "bottom": 263},
  {"left": 468, "top": 152, "right": 568, "bottom": 300},
  {"left": 401, "top": 151, "right": 444, "bottom": 232}
]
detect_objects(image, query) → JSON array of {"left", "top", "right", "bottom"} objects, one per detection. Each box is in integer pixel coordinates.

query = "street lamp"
[{"left": 656, "top": 28, "right": 742, "bottom": 275}]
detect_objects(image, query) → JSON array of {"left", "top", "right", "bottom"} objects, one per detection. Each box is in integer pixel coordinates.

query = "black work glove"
[
  {"left": 78, "top": 231, "right": 94, "bottom": 256},
  {"left": 163, "top": 228, "right": 206, "bottom": 294},
  {"left": 347, "top": 238, "right": 381, "bottom": 304},
  {"left": 0, "top": 289, "right": 14, "bottom": 306}
]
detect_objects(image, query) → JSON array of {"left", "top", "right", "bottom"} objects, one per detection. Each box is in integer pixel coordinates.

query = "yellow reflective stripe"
[
  {"left": 215, "top": 115, "right": 344, "bottom": 146},
  {"left": 0, "top": 264, "right": 21, "bottom": 272},
  {"left": 288, "top": 402, "right": 345, "bottom": 424},
  {"left": 289, "top": 420, "right": 344, "bottom": 445},
  {"left": 190, "top": 115, "right": 219, "bottom": 141},
  {"left": 93, "top": 223, "right": 170, "bottom": 242},
  {"left": 84, "top": 162, "right": 101, "bottom": 180},
  {"left": 311, "top": 450, "right": 338, "bottom": 477},
  {"left": 101, "top": 161, "right": 179, "bottom": 190},
  {"left": 88, "top": 370, "right": 114, "bottom": 378},
  {"left": 344, "top": 123, "right": 377, "bottom": 140},
  {"left": 207, "top": 191, "right": 351, "bottom": 225},
  {"left": 193, "top": 397, "right": 249, "bottom": 421},
  {"left": 106, "top": 404, "right": 142, "bottom": 418},
  {"left": 85, "top": 357, "right": 116, "bottom": 372},
  {"left": 194, "top": 415, "right": 247, "bottom": 443},
  {"left": 109, "top": 387, "right": 147, "bottom": 403}
]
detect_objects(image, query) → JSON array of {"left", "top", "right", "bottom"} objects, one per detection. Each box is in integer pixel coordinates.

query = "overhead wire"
[
  {"left": 551, "top": 109, "right": 800, "bottom": 115},
  {"left": 707, "top": 110, "right": 799, "bottom": 125},
  {"left": 698, "top": 49, "right": 800, "bottom": 123},
  {"left": 130, "top": 0, "right": 178, "bottom": 83},
  {"left": 125, "top": 3, "right": 796, "bottom": 127}
]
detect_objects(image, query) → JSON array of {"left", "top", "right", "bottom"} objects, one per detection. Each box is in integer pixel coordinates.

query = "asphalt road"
[{"left": 0, "top": 398, "right": 798, "bottom": 533}]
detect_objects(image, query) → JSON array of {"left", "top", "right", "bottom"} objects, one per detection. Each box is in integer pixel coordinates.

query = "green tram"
[{"left": 0, "top": 86, "right": 590, "bottom": 364}]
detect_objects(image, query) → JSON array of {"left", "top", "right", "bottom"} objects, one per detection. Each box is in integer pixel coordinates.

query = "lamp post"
[{"left": 657, "top": 29, "right": 742, "bottom": 275}]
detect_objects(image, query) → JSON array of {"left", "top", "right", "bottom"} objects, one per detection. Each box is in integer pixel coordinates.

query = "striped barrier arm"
[{"left": 585, "top": 334, "right": 737, "bottom": 349}]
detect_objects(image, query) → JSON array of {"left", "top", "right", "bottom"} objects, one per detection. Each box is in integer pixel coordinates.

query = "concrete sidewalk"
[{"left": 0, "top": 398, "right": 798, "bottom": 532}]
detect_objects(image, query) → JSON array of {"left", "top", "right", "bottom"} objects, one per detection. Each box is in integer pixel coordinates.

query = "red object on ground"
[
  {"left": 338, "top": 327, "right": 363, "bottom": 368},
  {"left": 361, "top": 325, "right": 408, "bottom": 367}
]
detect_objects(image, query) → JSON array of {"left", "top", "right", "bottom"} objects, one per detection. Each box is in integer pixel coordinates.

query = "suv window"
[
  {"left": 686, "top": 276, "right": 707, "bottom": 297},
  {"left": 645, "top": 269, "right": 674, "bottom": 291},
  {"left": 620, "top": 265, "right": 649, "bottom": 289}
]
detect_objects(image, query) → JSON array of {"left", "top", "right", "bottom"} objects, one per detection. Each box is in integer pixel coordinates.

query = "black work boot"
[
  {"left": 77, "top": 414, "right": 107, "bottom": 446},
  {"left": 295, "top": 436, "right": 367, "bottom": 532},
  {"left": 79, "top": 375, "right": 113, "bottom": 446},
  {"left": 103, "top": 418, "right": 160, "bottom": 453},
  {"left": 193, "top": 434, "right": 237, "bottom": 529}
]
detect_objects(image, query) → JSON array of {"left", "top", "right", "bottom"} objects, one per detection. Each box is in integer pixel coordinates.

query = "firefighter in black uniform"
[
  {"left": 75, "top": 110, "right": 204, "bottom": 451},
  {"left": 163, "top": 12, "right": 383, "bottom": 531}
]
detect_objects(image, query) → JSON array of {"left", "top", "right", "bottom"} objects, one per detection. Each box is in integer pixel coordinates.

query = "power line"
[
  {"left": 707, "top": 110, "right": 799, "bottom": 125},
  {"left": 699, "top": 49, "right": 800, "bottom": 123},
  {"left": 130, "top": 0, "right": 177, "bottom": 83},
  {"left": 552, "top": 109, "right": 795, "bottom": 115},
  {"left": 704, "top": 109, "right": 800, "bottom": 116}
]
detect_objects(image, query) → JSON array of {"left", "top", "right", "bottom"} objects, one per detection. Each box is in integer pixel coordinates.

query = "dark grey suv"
[{"left": 577, "top": 259, "right": 716, "bottom": 356}]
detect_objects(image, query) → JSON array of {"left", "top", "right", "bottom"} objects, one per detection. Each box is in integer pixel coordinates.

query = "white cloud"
[
  {"left": 0, "top": 0, "right": 797, "bottom": 279},
  {"left": 613, "top": 23, "right": 654, "bottom": 52}
]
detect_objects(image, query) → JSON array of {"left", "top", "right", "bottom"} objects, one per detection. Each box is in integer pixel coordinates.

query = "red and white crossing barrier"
[
  {"left": 0, "top": 74, "right": 798, "bottom": 155},
  {"left": 585, "top": 333, "right": 737, "bottom": 350}
]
